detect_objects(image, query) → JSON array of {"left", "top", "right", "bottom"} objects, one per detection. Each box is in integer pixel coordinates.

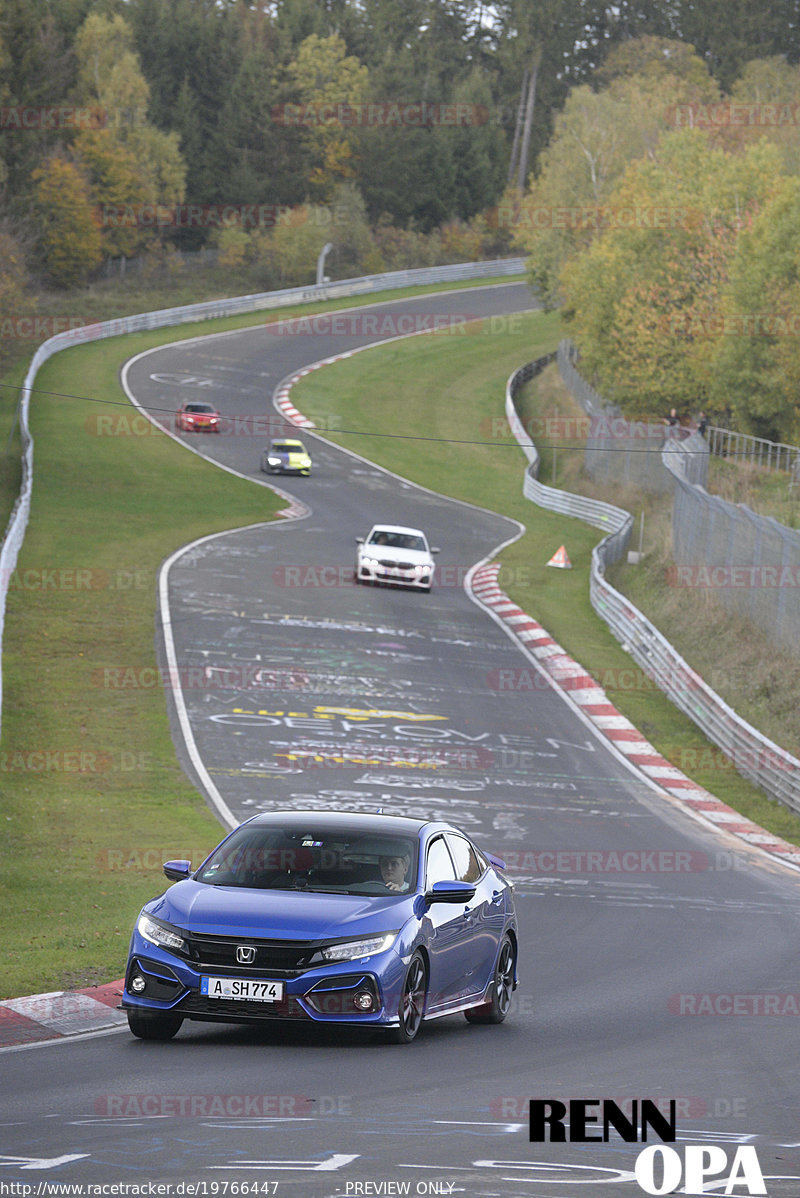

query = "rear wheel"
[
  {"left": 465, "top": 935, "right": 515, "bottom": 1025},
  {"left": 389, "top": 952, "right": 427, "bottom": 1043},
  {"left": 127, "top": 1009, "right": 183, "bottom": 1041}
]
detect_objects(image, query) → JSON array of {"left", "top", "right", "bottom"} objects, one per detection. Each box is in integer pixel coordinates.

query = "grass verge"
[
  {"left": 291, "top": 314, "right": 800, "bottom": 848},
  {"left": 0, "top": 332, "right": 284, "bottom": 999}
]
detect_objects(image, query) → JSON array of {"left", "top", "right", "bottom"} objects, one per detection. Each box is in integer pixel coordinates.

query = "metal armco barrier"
[
  {"left": 0, "top": 257, "right": 526, "bottom": 737},
  {"left": 508, "top": 351, "right": 800, "bottom": 816},
  {"left": 708, "top": 424, "right": 799, "bottom": 474}
]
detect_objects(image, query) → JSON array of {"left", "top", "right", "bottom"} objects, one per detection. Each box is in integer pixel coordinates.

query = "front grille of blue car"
[{"left": 183, "top": 932, "right": 322, "bottom": 976}]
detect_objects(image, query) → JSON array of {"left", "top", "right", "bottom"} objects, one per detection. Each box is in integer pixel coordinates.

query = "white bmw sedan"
[{"left": 355, "top": 524, "right": 439, "bottom": 591}]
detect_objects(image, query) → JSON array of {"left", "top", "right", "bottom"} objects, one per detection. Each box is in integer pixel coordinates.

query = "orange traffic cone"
[{"left": 546, "top": 545, "right": 572, "bottom": 569}]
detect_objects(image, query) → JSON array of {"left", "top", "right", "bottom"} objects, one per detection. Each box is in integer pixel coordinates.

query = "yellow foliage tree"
[
  {"left": 286, "top": 34, "right": 369, "bottom": 198},
  {"left": 33, "top": 157, "right": 103, "bottom": 287}
]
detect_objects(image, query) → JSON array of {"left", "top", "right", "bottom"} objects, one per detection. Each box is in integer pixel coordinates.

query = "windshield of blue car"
[
  {"left": 368, "top": 532, "right": 425, "bottom": 552},
  {"left": 194, "top": 824, "right": 418, "bottom": 895},
  {"left": 271, "top": 442, "right": 302, "bottom": 452}
]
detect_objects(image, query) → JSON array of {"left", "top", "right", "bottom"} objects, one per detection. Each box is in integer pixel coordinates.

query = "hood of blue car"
[{"left": 146, "top": 880, "right": 413, "bottom": 940}]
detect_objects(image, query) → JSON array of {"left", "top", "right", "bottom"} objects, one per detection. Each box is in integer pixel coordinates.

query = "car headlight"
[
  {"left": 268, "top": 456, "right": 282, "bottom": 466},
  {"left": 137, "top": 913, "right": 187, "bottom": 954},
  {"left": 313, "top": 932, "right": 398, "bottom": 963}
]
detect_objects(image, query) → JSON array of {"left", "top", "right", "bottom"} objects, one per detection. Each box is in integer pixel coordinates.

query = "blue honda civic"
[{"left": 122, "top": 810, "right": 519, "bottom": 1043}]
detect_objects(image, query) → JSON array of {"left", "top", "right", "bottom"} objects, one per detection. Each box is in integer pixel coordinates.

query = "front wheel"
[
  {"left": 388, "top": 952, "right": 427, "bottom": 1043},
  {"left": 127, "top": 1009, "right": 183, "bottom": 1041},
  {"left": 465, "top": 935, "right": 515, "bottom": 1025}
]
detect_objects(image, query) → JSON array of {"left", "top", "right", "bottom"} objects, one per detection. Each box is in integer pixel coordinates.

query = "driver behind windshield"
[{"left": 379, "top": 852, "right": 411, "bottom": 892}]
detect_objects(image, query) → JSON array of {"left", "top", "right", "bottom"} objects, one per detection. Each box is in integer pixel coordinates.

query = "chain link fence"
[
  {"left": 665, "top": 454, "right": 800, "bottom": 651},
  {"left": 508, "top": 349, "right": 800, "bottom": 814},
  {"left": 558, "top": 340, "right": 800, "bottom": 653},
  {"left": 558, "top": 340, "right": 709, "bottom": 491}
]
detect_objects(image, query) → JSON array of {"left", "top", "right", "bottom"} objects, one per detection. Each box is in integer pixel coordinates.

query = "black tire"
[
  {"left": 389, "top": 952, "right": 427, "bottom": 1044},
  {"left": 465, "top": 935, "right": 515, "bottom": 1025},
  {"left": 127, "top": 1009, "right": 183, "bottom": 1041}
]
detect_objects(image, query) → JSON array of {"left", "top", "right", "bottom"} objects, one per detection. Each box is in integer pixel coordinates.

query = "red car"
[{"left": 175, "top": 401, "right": 221, "bottom": 433}]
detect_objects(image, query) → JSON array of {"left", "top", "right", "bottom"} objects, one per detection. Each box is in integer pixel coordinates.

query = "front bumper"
[
  {"left": 263, "top": 456, "right": 311, "bottom": 474},
  {"left": 122, "top": 936, "right": 406, "bottom": 1027},
  {"left": 356, "top": 562, "right": 433, "bottom": 589}
]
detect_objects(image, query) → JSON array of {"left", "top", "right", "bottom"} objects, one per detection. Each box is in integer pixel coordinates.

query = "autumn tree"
[
  {"left": 713, "top": 178, "right": 800, "bottom": 442},
  {"left": 32, "top": 156, "right": 102, "bottom": 286},
  {"left": 285, "top": 32, "right": 369, "bottom": 198},
  {"left": 722, "top": 57, "right": 800, "bottom": 175},
  {"left": 520, "top": 45, "right": 720, "bottom": 307},
  {"left": 253, "top": 202, "right": 332, "bottom": 284},
  {"left": 0, "top": 225, "right": 35, "bottom": 360},
  {"left": 561, "top": 131, "right": 783, "bottom": 420},
  {"left": 71, "top": 11, "right": 185, "bottom": 257}
]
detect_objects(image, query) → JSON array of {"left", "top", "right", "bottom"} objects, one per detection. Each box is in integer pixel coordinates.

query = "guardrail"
[
  {"left": 0, "top": 257, "right": 527, "bottom": 736},
  {"left": 708, "top": 425, "right": 799, "bottom": 474},
  {"left": 508, "top": 351, "right": 800, "bottom": 814},
  {"left": 505, "top": 356, "right": 633, "bottom": 563}
]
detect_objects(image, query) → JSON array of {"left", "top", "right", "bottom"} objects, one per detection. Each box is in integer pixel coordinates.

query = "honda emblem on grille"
[{"left": 236, "top": 946, "right": 257, "bottom": 964}]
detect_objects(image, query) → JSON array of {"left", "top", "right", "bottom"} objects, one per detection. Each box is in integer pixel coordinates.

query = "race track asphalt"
[{"left": 2, "top": 284, "right": 800, "bottom": 1197}]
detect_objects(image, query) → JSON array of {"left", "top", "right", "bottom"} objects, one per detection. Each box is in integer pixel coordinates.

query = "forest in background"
[{"left": 2, "top": 0, "right": 800, "bottom": 437}]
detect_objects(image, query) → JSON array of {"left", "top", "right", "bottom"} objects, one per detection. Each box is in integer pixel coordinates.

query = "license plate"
[{"left": 201, "top": 976, "right": 284, "bottom": 1002}]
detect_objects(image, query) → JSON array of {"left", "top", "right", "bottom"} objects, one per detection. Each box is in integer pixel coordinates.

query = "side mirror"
[
  {"left": 431, "top": 547, "right": 441, "bottom": 555},
  {"left": 163, "top": 859, "right": 192, "bottom": 881},
  {"left": 355, "top": 536, "right": 364, "bottom": 544},
  {"left": 425, "top": 879, "right": 476, "bottom": 905}
]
